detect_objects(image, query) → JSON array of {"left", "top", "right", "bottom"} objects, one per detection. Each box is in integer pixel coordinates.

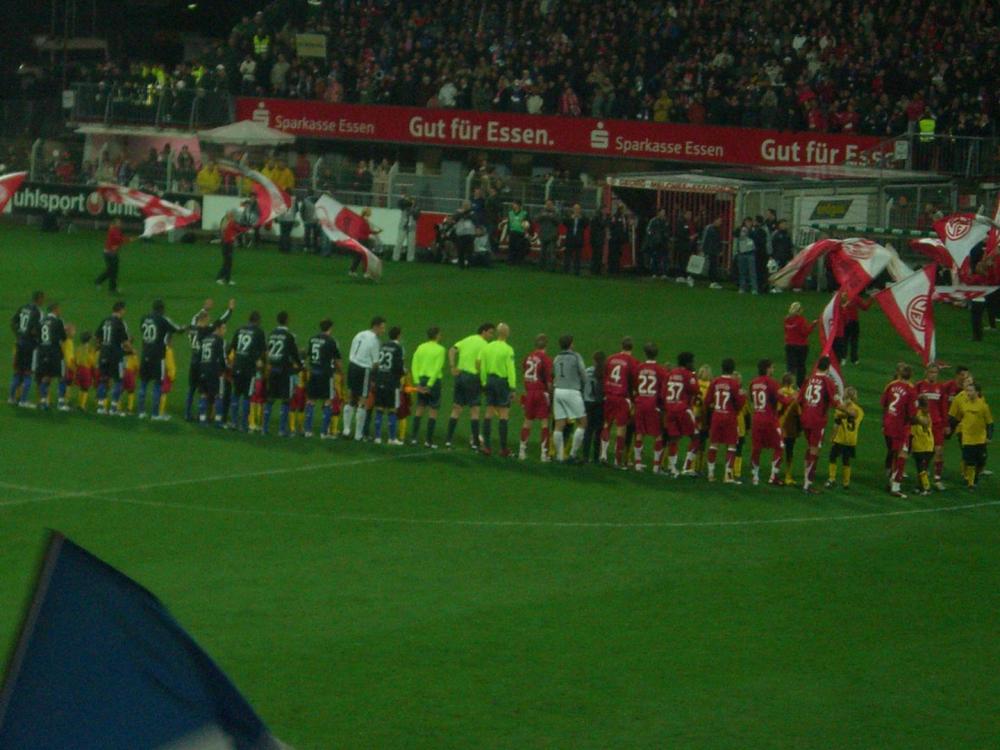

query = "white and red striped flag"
[
  {"left": 97, "top": 184, "right": 201, "bottom": 238},
  {"left": 875, "top": 264, "right": 937, "bottom": 365},
  {"left": 825, "top": 238, "right": 902, "bottom": 299},
  {"left": 814, "top": 290, "right": 846, "bottom": 397},
  {"left": 217, "top": 161, "right": 290, "bottom": 226},
  {"left": 933, "top": 285, "right": 999, "bottom": 304},
  {"left": 0, "top": 171, "right": 28, "bottom": 213},
  {"left": 314, "top": 194, "right": 382, "bottom": 281},
  {"left": 768, "top": 238, "right": 841, "bottom": 289}
]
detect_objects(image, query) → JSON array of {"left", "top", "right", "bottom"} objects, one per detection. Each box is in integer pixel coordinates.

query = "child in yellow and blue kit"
[
  {"left": 910, "top": 396, "right": 935, "bottom": 495},
  {"left": 827, "top": 386, "right": 864, "bottom": 489}
]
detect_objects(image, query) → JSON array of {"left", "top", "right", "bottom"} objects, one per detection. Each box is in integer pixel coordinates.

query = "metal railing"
[
  {"left": 69, "top": 82, "right": 233, "bottom": 130},
  {"left": 856, "top": 131, "right": 999, "bottom": 179}
]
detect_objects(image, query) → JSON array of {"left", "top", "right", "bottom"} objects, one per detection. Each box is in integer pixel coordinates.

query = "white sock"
[
  {"left": 633, "top": 442, "right": 643, "bottom": 463},
  {"left": 342, "top": 404, "right": 355, "bottom": 435},
  {"left": 668, "top": 453, "right": 678, "bottom": 471},
  {"left": 752, "top": 465, "right": 759, "bottom": 483},
  {"left": 354, "top": 407, "right": 367, "bottom": 439},
  {"left": 600, "top": 439, "right": 609, "bottom": 461},
  {"left": 570, "top": 428, "right": 584, "bottom": 457},
  {"left": 707, "top": 461, "right": 715, "bottom": 480},
  {"left": 553, "top": 431, "right": 565, "bottom": 461},
  {"left": 683, "top": 451, "right": 696, "bottom": 471}
]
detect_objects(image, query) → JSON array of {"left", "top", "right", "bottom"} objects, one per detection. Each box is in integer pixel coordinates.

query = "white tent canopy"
[{"left": 197, "top": 120, "right": 294, "bottom": 147}]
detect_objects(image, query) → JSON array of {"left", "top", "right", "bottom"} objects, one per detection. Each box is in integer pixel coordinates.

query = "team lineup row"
[{"left": 9, "top": 292, "right": 994, "bottom": 498}]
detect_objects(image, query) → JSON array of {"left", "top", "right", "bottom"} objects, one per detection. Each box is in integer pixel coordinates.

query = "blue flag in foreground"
[{"left": 0, "top": 533, "right": 281, "bottom": 750}]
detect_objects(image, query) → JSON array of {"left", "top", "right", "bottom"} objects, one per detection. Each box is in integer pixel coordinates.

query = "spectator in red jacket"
[{"left": 783, "top": 302, "right": 816, "bottom": 386}]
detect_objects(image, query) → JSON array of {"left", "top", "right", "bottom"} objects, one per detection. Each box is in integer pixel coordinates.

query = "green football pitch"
[{"left": 1, "top": 224, "right": 998, "bottom": 748}]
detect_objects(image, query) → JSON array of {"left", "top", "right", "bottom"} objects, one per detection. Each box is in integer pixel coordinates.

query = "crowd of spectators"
[{"left": 60, "top": 0, "right": 998, "bottom": 139}]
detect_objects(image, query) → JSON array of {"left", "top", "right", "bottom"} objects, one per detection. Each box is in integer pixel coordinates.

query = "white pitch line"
[
  {"left": 83, "top": 494, "right": 1000, "bottom": 530},
  {"left": 97, "top": 449, "right": 438, "bottom": 494}
]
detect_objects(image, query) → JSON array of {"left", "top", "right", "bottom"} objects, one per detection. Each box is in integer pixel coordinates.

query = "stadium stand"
[{"left": 56, "top": 0, "right": 997, "bottom": 138}]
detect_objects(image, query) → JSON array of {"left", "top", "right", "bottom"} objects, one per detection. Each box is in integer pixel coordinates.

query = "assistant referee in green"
[
  {"left": 479, "top": 322, "right": 517, "bottom": 456},
  {"left": 445, "top": 321, "right": 495, "bottom": 448},
  {"left": 409, "top": 326, "right": 446, "bottom": 447}
]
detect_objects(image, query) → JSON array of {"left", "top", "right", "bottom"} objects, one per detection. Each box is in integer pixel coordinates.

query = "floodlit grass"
[{"left": 1, "top": 223, "right": 998, "bottom": 748}]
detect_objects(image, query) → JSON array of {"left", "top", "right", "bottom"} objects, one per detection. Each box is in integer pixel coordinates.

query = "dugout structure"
[{"left": 606, "top": 167, "right": 955, "bottom": 270}]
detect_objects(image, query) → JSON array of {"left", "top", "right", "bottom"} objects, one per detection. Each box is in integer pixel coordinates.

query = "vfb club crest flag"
[{"left": 875, "top": 264, "right": 937, "bottom": 365}]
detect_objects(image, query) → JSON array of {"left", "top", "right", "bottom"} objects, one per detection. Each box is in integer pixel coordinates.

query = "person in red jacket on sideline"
[
  {"left": 783, "top": 302, "right": 815, "bottom": 386},
  {"left": 95, "top": 219, "right": 129, "bottom": 293}
]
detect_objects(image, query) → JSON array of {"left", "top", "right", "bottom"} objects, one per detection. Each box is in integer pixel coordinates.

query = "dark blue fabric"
[{"left": 0, "top": 535, "right": 275, "bottom": 750}]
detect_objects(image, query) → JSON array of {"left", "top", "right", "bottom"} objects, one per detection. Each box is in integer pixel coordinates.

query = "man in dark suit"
[
  {"left": 563, "top": 203, "right": 588, "bottom": 275},
  {"left": 589, "top": 207, "right": 609, "bottom": 275}
]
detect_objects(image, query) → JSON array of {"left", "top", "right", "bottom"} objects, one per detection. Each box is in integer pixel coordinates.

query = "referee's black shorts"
[
  {"left": 452, "top": 371, "right": 481, "bottom": 407},
  {"left": 417, "top": 379, "right": 442, "bottom": 409},
  {"left": 485, "top": 374, "right": 512, "bottom": 408}
]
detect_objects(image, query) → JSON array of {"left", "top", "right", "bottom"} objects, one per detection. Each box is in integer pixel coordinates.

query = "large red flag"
[
  {"left": 932, "top": 214, "right": 991, "bottom": 270},
  {"left": 0, "top": 171, "right": 28, "bottom": 213},
  {"left": 314, "top": 194, "right": 382, "bottom": 280},
  {"left": 875, "top": 264, "right": 937, "bottom": 365},
  {"left": 96, "top": 184, "right": 200, "bottom": 238}
]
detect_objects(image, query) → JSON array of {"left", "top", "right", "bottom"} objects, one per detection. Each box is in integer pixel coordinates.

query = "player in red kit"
[
  {"left": 748, "top": 358, "right": 785, "bottom": 486},
  {"left": 95, "top": 219, "right": 129, "bottom": 293},
  {"left": 664, "top": 351, "right": 701, "bottom": 477},
  {"left": 632, "top": 343, "right": 667, "bottom": 472},
  {"left": 519, "top": 333, "right": 553, "bottom": 461},
  {"left": 881, "top": 363, "right": 917, "bottom": 497},
  {"left": 915, "top": 363, "right": 949, "bottom": 489},
  {"left": 600, "top": 337, "right": 639, "bottom": 467},
  {"left": 704, "top": 358, "right": 745, "bottom": 483},
  {"left": 798, "top": 356, "right": 841, "bottom": 493}
]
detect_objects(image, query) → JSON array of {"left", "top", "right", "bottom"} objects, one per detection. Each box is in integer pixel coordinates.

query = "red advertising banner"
[{"left": 236, "top": 98, "right": 885, "bottom": 168}]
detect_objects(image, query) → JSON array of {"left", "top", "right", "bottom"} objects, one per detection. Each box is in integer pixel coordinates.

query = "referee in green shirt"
[
  {"left": 409, "top": 326, "right": 446, "bottom": 447},
  {"left": 445, "top": 321, "right": 495, "bottom": 449},
  {"left": 479, "top": 322, "right": 517, "bottom": 456}
]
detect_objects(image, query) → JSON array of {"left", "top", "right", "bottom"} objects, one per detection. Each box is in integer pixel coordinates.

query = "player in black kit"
[
  {"left": 372, "top": 326, "right": 406, "bottom": 444},
  {"left": 9, "top": 290, "right": 44, "bottom": 407},
  {"left": 227, "top": 310, "right": 267, "bottom": 431},
  {"left": 137, "top": 300, "right": 187, "bottom": 420},
  {"left": 303, "top": 318, "right": 342, "bottom": 437},
  {"left": 95, "top": 300, "right": 129, "bottom": 415},
  {"left": 263, "top": 310, "right": 302, "bottom": 437},
  {"left": 35, "top": 302, "right": 68, "bottom": 411},
  {"left": 198, "top": 319, "right": 229, "bottom": 425},
  {"left": 184, "top": 298, "right": 235, "bottom": 421}
]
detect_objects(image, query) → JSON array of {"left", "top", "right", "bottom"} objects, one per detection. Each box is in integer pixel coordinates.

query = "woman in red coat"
[{"left": 783, "top": 302, "right": 815, "bottom": 386}]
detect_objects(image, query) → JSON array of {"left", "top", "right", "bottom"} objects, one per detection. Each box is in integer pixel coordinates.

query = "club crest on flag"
[
  {"left": 842, "top": 240, "right": 876, "bottom": 260},
  {"left": 906, "top": 296, "right": 928, "bottom": 332},
  {"left": 943, "top": 216, "right": 972, "bottom": 241}
]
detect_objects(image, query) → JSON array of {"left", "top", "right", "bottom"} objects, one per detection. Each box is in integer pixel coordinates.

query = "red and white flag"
[
  {"left": 825, "top": 238, "right": 899, "bottom": 299},
  {"left": 909, "top": 237, "right": 954, "bottom": 269},
  {"left": 96, "top": 184, "right": 201, "bottom": 238},
  {"left": 814, "top": 291, "right": 846, "bottom": 398},
  {"left": 217, "top": 161, "right": 289, "bottom": 226},
  {"left": 875, "top": 264, "right": 937, "bottom": 365},
  {"left": 0, "top": 171, "right": 28, "bottom": 213},
  {"left": 933, "top": 285, "right": 999, "bottom": 303},
  {"left": 768, "top": 238, "right": 841, "bottom": 289},
  {"left": 932, "top": 213, "right": 991, "bottom": 270},
  {"left": 314, "top": 194, "right": 382, "bottom": 281}
]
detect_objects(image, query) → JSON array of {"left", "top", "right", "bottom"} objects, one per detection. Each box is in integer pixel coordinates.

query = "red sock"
[
  {"left": 894, "top": 455, "right": 906, "bottom": 482},
  {"left": 601, "top": 426, "right": 610, "bottom": 443},
  {"left": 934, "top": 459, "right": 943, "bottom": 478},
  {"left": 520, "top": 425, "right": 530, "bottom": 442},
  {"left": 668, "top": 442, "right": 678, "bottom": 457},
  {"left": 772, "top": 452, "right": 783, "bottom": 471},
  {"left": 615, "top": 436, "right": 625, "bottom": 464},
  {"left": 654, "top": 437, "right": 663, "bottom": 455},
  {"left": 689, "top": 436, "right": 702, "bottom": 453},
  {"left": 750, "top": 446, "right": 761, "bottom": 467},
  {"left": 707, "top": 446, "right": 718, "bottom": 464},
  {"left": 725, "top": 448, "right": 736, "bottom": 471}
]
